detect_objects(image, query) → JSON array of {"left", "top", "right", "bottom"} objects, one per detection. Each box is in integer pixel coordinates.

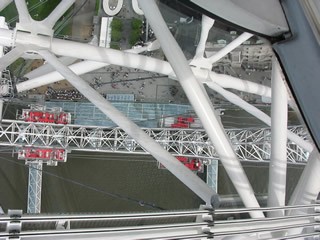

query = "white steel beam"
[
  {"left": 17, "top": 44, "right": 155, "bottom": 92},
  {"left": 289, "top": 149, "right": 320, "bottom": 209},
  {"left": 4, "top": 28, "right": 273, "bottom": 98},
  {"left": 190, "top": 15, "right": 214, "bottom": 69},
  {"left": 0, "top": 28, "right": 14, "bottom": 47},
  {"left": 42, "top": 0, "right": 75, "bottom": 29},
  {"left": 52, "top": 37, "right": 274, "bottom": 98},
  {"left": 206, "top": 70, "right": 272, "bottom": 98},
  {"left": 0, "top": 100, "right": 3, "bottom": 122},
  {"left": 0, "top": 45, "right": 26, "bottom": 72},
  {"left": 205, "top": 81, "right": 313, "bottom": 153},
  {"left": 138, "top": 0, "right": 262, "bottom": 218},
  {"left": 48, "top": 37, "right": 174, "bottom": 74},
  {"left": 194, "top": 15, "right": 215, "bottom": 59},
  {"left": 15, "top": 0, "right": 32, "bottom": 27},
  {"left": 207, "top": 32, "right": 253, "bottom": 64},
  {"left": 267, "top": 57, "right": 288, "bottom": 217},
  {"left": 287, "top": 149, "right": 320, "bottom": 236},
  {"left": 24, "top": 56, "right": 77, "bottom": 79},
  {"left": 38, "top": 49, "right": 218, "bottom": 206},
  {"left": 17, "top": 53, "right": 273, "bottom": 100},
  {"left": 0, "top": 0, "right": 12, "bottom": 12}
]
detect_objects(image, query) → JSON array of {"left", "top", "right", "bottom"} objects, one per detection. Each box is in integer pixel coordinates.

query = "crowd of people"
[{"left": 45, "top": 88, "right": 85, "bottom": 100}]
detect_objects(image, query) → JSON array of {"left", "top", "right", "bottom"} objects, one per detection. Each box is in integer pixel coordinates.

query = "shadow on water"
[{"left": 0, "top": 151, "right": 205, "bottom": 213}]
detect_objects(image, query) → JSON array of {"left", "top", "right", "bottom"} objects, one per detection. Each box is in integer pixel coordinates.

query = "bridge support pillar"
[
  {"left": 27, "top": 161, "right": 43, "bottom": 214},
  {"left": 0, "top": 100, "right": 3, "bottom": 123}
]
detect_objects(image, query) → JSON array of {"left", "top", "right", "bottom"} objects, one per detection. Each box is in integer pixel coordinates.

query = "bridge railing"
[{"left": 1, "top": 203, "right": 319, "bottom": 239}]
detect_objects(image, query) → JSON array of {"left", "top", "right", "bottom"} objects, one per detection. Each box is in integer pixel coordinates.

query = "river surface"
[{"left": 0, "top": 103, "right": 305, "bottom": 214}]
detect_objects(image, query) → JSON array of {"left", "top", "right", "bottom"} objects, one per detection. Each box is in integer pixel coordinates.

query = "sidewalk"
[{"left": 71, "top": 0, "right": 96, "bottom": 40}]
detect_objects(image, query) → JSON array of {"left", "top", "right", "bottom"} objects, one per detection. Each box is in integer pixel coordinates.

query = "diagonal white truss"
[{"left": 139, "top": 0, "right": 262, "bottom": 217}]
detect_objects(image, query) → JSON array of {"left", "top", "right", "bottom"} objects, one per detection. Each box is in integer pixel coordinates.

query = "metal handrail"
[
  {"left": 215, "top": 203, "right": 320, "bottom": 214},
  {"left": 0, "top": 209, "right": 210, "bottom": 222}
]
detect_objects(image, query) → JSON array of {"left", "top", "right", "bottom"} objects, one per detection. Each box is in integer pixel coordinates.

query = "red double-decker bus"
[
  {"left": 158, "top": 157, "right": 202, "bottom": 172},
  {"left": 18, "top": 148, "right": 67, "bottom": 162},
  {"left": 18, "top": 106, "right": 71, "bottom": 124},
  {"left": 171, "top": 116, "right": 195, "bottom": 128}
]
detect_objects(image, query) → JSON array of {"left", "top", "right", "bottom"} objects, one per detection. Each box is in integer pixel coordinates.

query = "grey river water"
[{"left": 0, "top": 103, "right": 305, "bottom": 214}]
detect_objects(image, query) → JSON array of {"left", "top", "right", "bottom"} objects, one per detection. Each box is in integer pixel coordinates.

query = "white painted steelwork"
[
  {"left": 0, "top": 204, "right": 319, "bottom": 239},
  {"left": 0, "top": 120, "right": 309, "bottom": 164},
  {"left": 139, "top": 0, "right": 261, "bottom": 217},
  {"left": 0, "top": 100, "right": 3, "bottom": 122},
  {"left": 205, "top": 81, "right": 313, "bottom": 153},
  {"left": 24, "top": 56, "right": 77, "bottom": 79},
  {"left": 0, "top": 29, "right": 273, "bottom": 101},
  {"left": 41, "top": 0, "right": 75, "bottom": 30},
  {"left": 0, "top": 0, "right": 319, "bottom": 231},
  {"left": 267, "top": 57, "right": 288, "bottom": 217},
  {"left": 190, "top": 15, "right": 215, "bottom": 69},
  {"left": 289, "top": 149, "right": 320, "bottom": 209},
  {"left": 14, "top": 0, "right": 75, "bottom": 36},
  {"left": 17, "top": 42, "right": 158, "bottom": 92},
  {"left": 0, "top": 0, "right": 12, "bottom": 12},
  {"left": 207, "top": 32, "right": 253, "bottom": 64},
  {"left": 286, "top": 149, "right": 320, "bottom": 236}
]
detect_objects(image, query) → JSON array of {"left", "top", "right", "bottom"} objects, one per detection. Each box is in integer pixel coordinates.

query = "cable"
[
  {"left": 101, "top": 75, "right": 166, "bottom": 85},
  {"left": 68, "top": 156, "right": 157, "bottom": 163},
  {"left": 1, "top": 96, "right": 15, "bottom": 125},
  {"left": 0, "top": 156, "right": 166, "bottom": 211}
]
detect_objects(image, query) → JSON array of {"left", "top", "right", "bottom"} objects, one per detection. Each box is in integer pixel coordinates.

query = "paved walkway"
[
  {"left": 120, "top": 18, "right": 131, "bottom": 49},
  {"left": 71, "top": 0, "right": 96, "bottom": 40}
]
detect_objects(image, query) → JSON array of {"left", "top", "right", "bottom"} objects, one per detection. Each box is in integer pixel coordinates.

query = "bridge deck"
[{"left": 0, "top": 119, "right": 309, "bottom": 163}]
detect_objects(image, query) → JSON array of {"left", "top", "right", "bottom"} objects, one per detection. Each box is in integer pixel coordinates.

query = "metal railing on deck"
[{"left": 0, "top": 203, "right": 319, "bottom": 239}]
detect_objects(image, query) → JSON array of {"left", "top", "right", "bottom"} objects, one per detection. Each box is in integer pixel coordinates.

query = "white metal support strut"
[
  {"left": 207, "top": 32, "right": 253, "bottom": 64},
  {"left": 289, "top": 149, "right": 320, "bottom": 209},
  {"left": 267, "top": 56, "right": 288, "bottom": 217},
  {"left": 0, "top": 0, "right": 12, "bottom": 12},
  {"left": 138, "top": 0, "right": 263, "bottom": 218},
  {"left": 205, "top": 80, "right": 313, "bottom": 153},
  {"left": 287, "top": 149, "right": 320, "bottom": 236},
  {"left": 0, "top": 100, "right": 3, "bottom": 122}
]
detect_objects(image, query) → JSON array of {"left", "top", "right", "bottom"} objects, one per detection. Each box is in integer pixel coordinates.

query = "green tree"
[
  {"left": 130, "top": 29, "right": 141, "bottom": 46},
  {"left": 130, "top": 18, "right": 143, "bottom": 46},
  {"left": 131, "top": 18, "right": 142, "bottom": 30},
  {"left": 111, "top": 18, "right": 123, "bottom": 31},
  {"left": 111, "top": 30, "right": 121, "bottom": 42}
]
